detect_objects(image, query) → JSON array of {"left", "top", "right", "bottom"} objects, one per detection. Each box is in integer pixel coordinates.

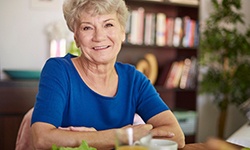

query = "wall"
[
  {"left": 197, "top": 0, "right": 250, "bottom": 142},
  {"left": 0, "top": 0, "right": 72, "bottom": 80}
]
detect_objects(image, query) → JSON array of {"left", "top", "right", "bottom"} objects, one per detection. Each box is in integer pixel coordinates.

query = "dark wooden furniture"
[
  {"left": 119, "top": 0, "right": 199, "bottom": 143},
  {"left": 0, "top": 80, "right": 38, "bottom": 150}
]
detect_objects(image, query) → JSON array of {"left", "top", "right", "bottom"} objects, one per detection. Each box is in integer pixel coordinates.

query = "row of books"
[
  {"left": 125, "top": 7, "right": 199, "bottom": 48},
  {"left": 164, "top": 57, "right": 197, "bottom": 89}
]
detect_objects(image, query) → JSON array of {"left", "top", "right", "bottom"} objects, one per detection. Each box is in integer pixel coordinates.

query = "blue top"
[{"left": 31, "top": 54, "right": 169, "bottom": 130}]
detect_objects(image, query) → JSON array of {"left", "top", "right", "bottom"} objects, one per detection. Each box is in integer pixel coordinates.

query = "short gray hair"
[{"left": 63, "top": 0, "right": 129, "bottom": 32}]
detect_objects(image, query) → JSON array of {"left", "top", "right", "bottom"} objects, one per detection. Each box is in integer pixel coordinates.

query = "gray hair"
[{"left": 63, "top": 0, "right": 129, "bottom": 32}]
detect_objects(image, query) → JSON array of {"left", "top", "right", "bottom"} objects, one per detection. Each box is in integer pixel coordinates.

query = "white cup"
[
  {"left": 139, "top": 136, "right": 178, "bottom": 150},
  {"left": 115, "top": 128, "right": 148, "bottom": 150}
]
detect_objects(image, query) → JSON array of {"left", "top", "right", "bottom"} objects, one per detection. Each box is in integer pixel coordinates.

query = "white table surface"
[{"left": 227, "top": 122, "right": 250, "bottom": 148}]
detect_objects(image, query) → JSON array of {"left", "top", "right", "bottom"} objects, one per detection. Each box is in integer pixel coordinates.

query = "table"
[
  {"left": 179, "top": 143, "right": 206, "bottom": 150},
  {"left": 180, "top": 141, "right": 245, "bottom": 150}
]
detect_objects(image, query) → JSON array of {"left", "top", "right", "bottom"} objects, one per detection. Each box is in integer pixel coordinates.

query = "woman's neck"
[{"left": 72, "top": 56, "right": 118, "bottom": 97}]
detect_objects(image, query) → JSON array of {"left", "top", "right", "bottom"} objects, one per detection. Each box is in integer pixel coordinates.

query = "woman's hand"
[
  {"left": 150, "top": 127, "right": 175, "bottom": 138},
  {"left": 147, "top": 110, "right": 185, "bottom": 148},
  {"left": 58, "top": 126, "right": 97, "bottom": 132},
  {"left": 121, "top": 124, "right": 153, "bottom": 141}
]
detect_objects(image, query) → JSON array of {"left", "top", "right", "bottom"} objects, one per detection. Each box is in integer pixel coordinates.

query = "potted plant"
[{"left": 199, "top": 0, "right": 250, "bottom": 138}]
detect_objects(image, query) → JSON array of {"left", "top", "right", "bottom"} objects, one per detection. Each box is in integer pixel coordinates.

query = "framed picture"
[{"left": 31, "top": 0, "right": 61, "bottom": 10}]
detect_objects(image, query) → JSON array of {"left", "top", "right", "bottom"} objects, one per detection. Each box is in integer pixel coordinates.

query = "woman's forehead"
[{"left": 78, "top": 11, "right": 118, "bottom": 22}]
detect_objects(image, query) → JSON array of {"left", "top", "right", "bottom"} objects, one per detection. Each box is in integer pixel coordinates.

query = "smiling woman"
[{"left": 30, "top": 0, "right": 185, "bottom": 149}]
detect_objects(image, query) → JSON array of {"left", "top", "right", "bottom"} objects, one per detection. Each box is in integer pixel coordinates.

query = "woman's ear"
[
  {"left": 74, "top": 35, "right": 80, "bottom": 48},
  {"left": 122, "top": 31, "right": 126, "bottom": 42}
]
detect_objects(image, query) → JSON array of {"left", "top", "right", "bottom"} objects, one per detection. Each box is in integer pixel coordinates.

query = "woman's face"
[{"left": 74, "top": 11, "right": 125, "bottom": 65}]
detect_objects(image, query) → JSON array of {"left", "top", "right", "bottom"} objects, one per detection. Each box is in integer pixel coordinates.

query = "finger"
[
  {"left": 70, "top": 126, "right": 97, "bottom": 132},
  {"left": 144, "top": 124, "right": 153, "bottom": 130},
  {"left": 150, "top": 129, "right": 175, "bottom": 138},
  {"left": 131, "top": 124, "right": 153, "bottom": 141},
  {"left": 58, "top": 127, "right": 71, "bottom": 130}
]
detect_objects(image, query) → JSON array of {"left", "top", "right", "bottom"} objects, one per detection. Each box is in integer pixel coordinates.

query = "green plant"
[
  {"left": 199, "top": 0, "right": 250, "bottom": 138},
  {"left": 52, "top": 140, "right": 96, "bottom": 150},
  {"left": 68, "top": 41, "right": 81, "bottom": 56}
]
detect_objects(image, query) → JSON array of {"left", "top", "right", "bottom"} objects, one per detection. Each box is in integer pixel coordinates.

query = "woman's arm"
[
  {"left": 31, "top": 122, "right": 153, "bottom": 150},
  {"left": 32, "top": 122, "right": 115, "bottom": 150},
  {"left": 147, "top": 110, "right": 185, "bottom": 148}
]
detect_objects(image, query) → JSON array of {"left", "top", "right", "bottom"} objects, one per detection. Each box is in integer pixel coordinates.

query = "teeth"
[{"left": 93, "top": 46, "right": 109, "bottom": 50}]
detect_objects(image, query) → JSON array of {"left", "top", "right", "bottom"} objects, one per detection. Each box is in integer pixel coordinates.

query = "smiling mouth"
[{"left": 93, "top": 45, "right": 110, "bottom": 50}]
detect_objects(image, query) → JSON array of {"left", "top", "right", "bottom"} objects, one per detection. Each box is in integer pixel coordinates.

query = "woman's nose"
[{"left": 92, "top": 28, "right": 105, "bottom": 42}]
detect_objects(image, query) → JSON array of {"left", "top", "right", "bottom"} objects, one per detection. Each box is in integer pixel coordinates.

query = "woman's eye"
[
  {"left": 105, "top": 23, "right": 114, "bottom": 27},
  {"left": 82, "top": 26, "right": 91, "bottom": 31}
]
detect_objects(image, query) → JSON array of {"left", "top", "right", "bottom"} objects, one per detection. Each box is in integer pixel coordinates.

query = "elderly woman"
[{"left": 31, "top": 0, "right": 185, "bottom": 149}]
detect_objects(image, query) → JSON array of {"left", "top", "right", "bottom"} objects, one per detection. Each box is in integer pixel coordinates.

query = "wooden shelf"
[
  {"left": 126, "top": 0, "right": 199, "bottom": 8},
  {"left": 119, "top": 0, "right": 199, "bottom": 143},
  {"left": 125, "top": 0, "right": 199, "bottom": 19},
  {"left": 0, "top": 80, "right": 38, "bottom": 150}
]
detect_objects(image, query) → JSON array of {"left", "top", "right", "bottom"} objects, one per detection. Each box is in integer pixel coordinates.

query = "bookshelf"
[{"left": 118, "top": 0, "right": 199, "bottom": 143}]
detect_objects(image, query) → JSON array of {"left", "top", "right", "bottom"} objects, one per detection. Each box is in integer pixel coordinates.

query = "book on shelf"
[
  {"left": 172, "top": 60, "right": 184, "bottom": 88},
  {"left": 179, "top": 58, "right": 191, "bottom": 89},
  {"left": 185, "top": 57, "right": 197, "bottom": 89},
  {"left": 156, "top": 13, "right": 167, "bottom": 46},
  {"left": 137, "top": 7, "right": 145, "bottom": 45},
  {"left": 164, "top": 58, "right": 197, "bottom": 89},
  {"left": 164, "top": 60, "right": 184, "bottom": 89},
  {"left": 166, "top": 17, "right": 174, "bottom": 47},
  {"left": 128, "top": 7, "right": 145, "bottom": 45},
  {"left": 129, "top": 10, "right": 138, "bottom": 45},
  {"left": 182, "top": 16, "right": 191, "bottom": 47},
  {"left": 144, "top": 13, "right": 156, "bottom": 46},
  {"left": 189, "top": 20, "right": 196, "bottom": 47},
  {"left": 181, "top": 17, "right": 199, "bottom": 48},
  {"left": 150, "top": 14, "right": 156, "bottom": 45},
  {"left": 125, "top": 11, "right": 131, "bottom": 44},
  {"left": 164, "top": 61, "right": 179, "bottom": 89},
  {"left": 193, "top": 21, "right": 199, "bottom": 47},
  {"left": 172, "top": 17, "right": 183, "bottom": 47}
]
